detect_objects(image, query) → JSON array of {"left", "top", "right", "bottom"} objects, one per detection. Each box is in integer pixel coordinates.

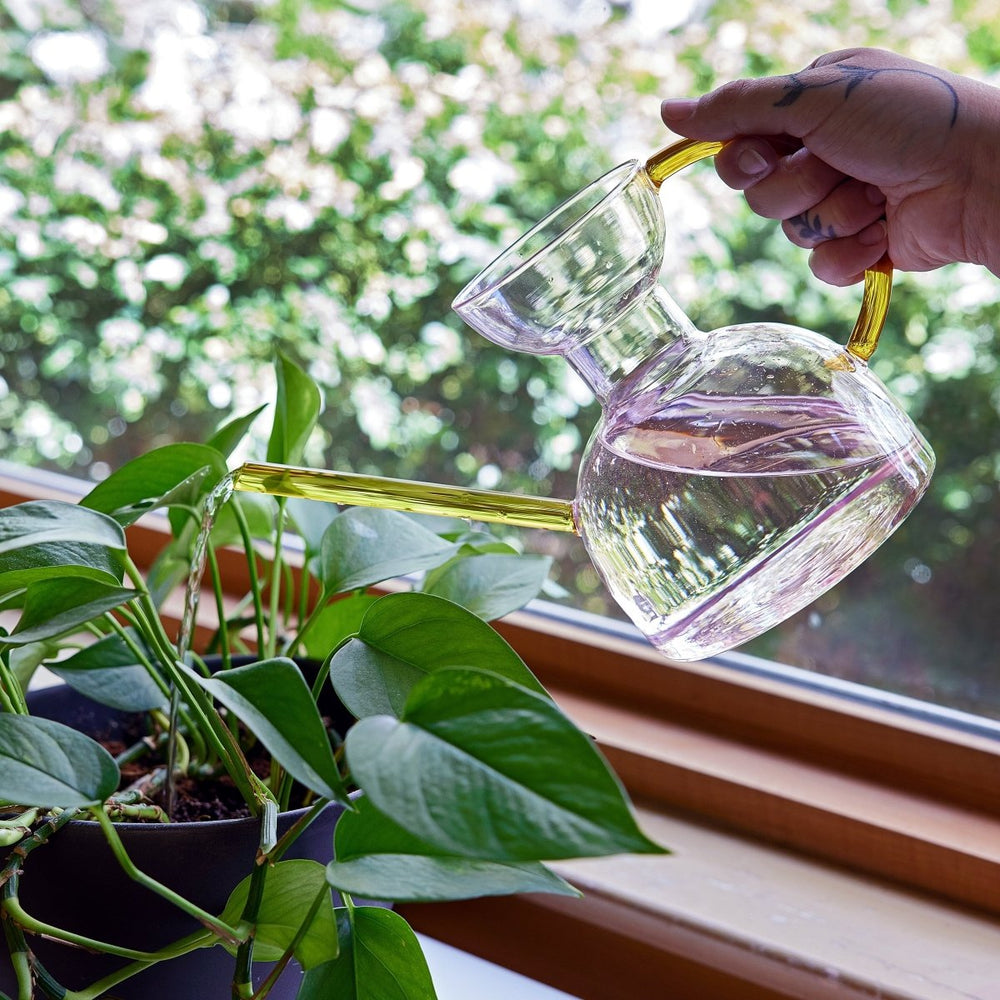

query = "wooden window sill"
[{"left": 402, "top": 805, "right": 1000, "bottom": 1000}]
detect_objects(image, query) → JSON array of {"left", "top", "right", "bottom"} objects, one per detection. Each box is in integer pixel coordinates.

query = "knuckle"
[
  {"left": 809, "top": 47, "right": 867, "bottom": 70},
  {"left": 707, "top": 77, "right": 758, "bottom": 115}
]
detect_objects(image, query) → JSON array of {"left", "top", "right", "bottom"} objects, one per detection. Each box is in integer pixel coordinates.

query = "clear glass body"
[
  {"left": 575, "top": 325, "right": 933, "bottom": 659},
  {"left": 453, "top": 152, "right": 934, "bottom": 661}
]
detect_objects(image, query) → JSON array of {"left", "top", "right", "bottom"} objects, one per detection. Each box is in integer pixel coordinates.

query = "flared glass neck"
[
  {"left": 452, "top": 161, "right": 672, "bottom": 384},
  {"left": 564, "top": 285, "right": 698, "bottom": 402}
]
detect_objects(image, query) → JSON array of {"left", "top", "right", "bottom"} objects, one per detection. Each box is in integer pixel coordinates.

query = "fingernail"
[
  {"left": 865, "top": 184, "right": 886, "bottom": 205},
  {"left": 858, "top": 220, "right": 887, "bottom": 246},
  {"left": 660, "top": 98, "right": 698, "bottom": 123},
  {"left": 736, "top": 147, "right": 769, "bottom": 177}
]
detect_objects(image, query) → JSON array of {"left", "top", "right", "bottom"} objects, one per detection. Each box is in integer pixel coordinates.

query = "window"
[
  {"left": 4, "top": 5, "right": 1000, "bottom": 992},
  {"left": 3, "top": 0, "right": 998, "bottom": 719}
]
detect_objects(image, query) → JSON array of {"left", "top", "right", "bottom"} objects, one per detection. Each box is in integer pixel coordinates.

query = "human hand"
[{"left": 660, "top": 48, "right": 1000, "bottom": 284}]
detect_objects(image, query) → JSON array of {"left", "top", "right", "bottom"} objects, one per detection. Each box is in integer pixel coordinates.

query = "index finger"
[
  {"left": 660, "top": 49, "right": 882, "bottom": 141},
  {"left": 660, "top": 71, "right": 838, "bottom": 141}
]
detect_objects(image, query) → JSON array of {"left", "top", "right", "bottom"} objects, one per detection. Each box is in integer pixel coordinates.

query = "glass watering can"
[{"left": 234, "top": 139, "right": 934, "bottom": 661}]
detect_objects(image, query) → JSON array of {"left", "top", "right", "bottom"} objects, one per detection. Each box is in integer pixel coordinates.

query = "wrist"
[{"left": 961, "top": 79, "right": 1000, "bottom": 277}]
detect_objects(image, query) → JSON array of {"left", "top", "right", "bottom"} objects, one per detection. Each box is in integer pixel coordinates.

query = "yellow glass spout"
[{"left": 233, "top": 462, "right": 579, "bottom": 533}]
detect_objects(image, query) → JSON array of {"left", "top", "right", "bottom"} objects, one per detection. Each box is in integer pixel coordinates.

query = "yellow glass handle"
[{"left": 644, "top": 138, "right": 892, "bottom": 361}]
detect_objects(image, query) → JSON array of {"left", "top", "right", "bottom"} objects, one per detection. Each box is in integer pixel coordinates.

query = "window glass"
[{"left": 2, "top": 0, "right": 998, "bottom": 717}]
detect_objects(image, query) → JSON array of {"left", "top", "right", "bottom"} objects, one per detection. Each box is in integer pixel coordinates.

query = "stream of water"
[{"left": 164, "top": 472, "right": 236, "bottom": 817}]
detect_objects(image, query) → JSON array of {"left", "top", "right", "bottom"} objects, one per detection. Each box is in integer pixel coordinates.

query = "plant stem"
[
  {"left": 266, "top": 497, "right": 288, "bottom": 659},
  {"left": 164, "top": 687, "right": 183, "bottom": 817},
  {"left": 0, "top": 810, "right": 39, "bottom": 848},
  {"left": 122, "top": 559, "right": 264, "bottom": 812},
  {"left": 231, "top": 499, "right": 267, "bottom": 655},
  {"left": 119, "top": 566, "right": 193, "bottom": 817},
  {"left": 269, "top": 799, "right": 329, "bottom": 864},
  {"left": 0, "top": 810, "right": 77, "bottom": 891},
  {"left": 1, "top": 880, "right": 33, "bottom": 1000},
  {"left": 57, "top": 928, "right": 216, "bottom": 1000},
  {"left": 122, "top": 561, "right": 182, "bottom": 669},
  {"left": 3, "top": 892, "right": 184, "bottom": 963},
  {"left": 276, "top": 768, "right": 293, "bottom": 812},
  {"left": 88, "top": 807, "right": 247, "bottom": 946},
  {"left": 0, "top": 653, "right": 27, "bottom": 716},
  {"left": 231, "top": 857, "right": 269, "bottom": 998},
  {"left": 280, "top": 595, "right": 329, "bottom": 659},
  {"left": 296, "top": 561, "right": 312, "bottom": 648},
  {"left": 249, "top": 884, "right": 330, "bottom": 1000},
  {"left": 206, "top": 544, "right": 233, "bottom": 669},
  {"left": 101, "top": 615, "right": 170, "bottom": 699}
]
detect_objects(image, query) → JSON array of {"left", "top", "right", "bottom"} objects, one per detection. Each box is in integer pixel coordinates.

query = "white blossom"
[{"left": 28, "top": 31, "right": 109, "bottom": 84}]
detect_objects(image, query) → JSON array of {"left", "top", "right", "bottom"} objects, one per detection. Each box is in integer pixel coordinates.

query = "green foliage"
[
  {"left": 298, "top": 907, "right": 437, "bottom": 1000},
  {"left": 81, "top": 444, "right": 229, "bottom": 527},
  {"left": 47, "top": 631, "right": 169, "bottom": 712},
  {"left": 328, "top": 797, "right": 579, "bottom": 902},
  {"left": 196, "top": 658, "right": 349, "bottom": 804},
  {"left": 4, "top": 579, "right": 135, "bottom": 646},
  {"left": 967, "top": 23, "right": 1000, "bottom": 70},
  {"left": 267, "top": 351, "right": 323, "bottom": 466},
  {"left": 329, "top": 592, "right": 548, "bottom": 718},
  {"left": 317, "top": 508, "right": 460, "bottom": 595},
  {"left": 0, "top": 501, "right": 126, "bottom": 592},
  {"left": 0, "top": 715, "right": 119, "bottom": 808},
  {"left": 0, "top": 353, "right": 660, "bottom": 998},
  {"left": 421, "top": 549, "right": 553, "bottom": 621},
  {"left": 345, "top": 667, "right": 663, "bottom": 860},
  {"left": 221, "top": 860, "right": 341, "bottom": 968}
]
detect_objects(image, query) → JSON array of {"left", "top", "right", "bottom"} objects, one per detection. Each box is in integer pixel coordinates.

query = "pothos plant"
[{"left": 0, "top": 353, "right": 664, "bottom": 999}]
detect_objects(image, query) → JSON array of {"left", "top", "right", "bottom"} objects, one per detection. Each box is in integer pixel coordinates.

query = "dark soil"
[
  {"left": 98, "top": 718, "right": 290, "bottom": 823},
  {"left": 169, "top": 774, "right": 255, "bottom": 822}
]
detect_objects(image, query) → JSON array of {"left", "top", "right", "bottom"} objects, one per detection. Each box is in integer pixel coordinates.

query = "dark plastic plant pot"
[{"left": 0, "top": 662, "right": 356, "bottom": 1000}]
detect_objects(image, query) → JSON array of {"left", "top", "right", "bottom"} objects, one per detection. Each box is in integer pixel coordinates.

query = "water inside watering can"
[{"left": 576, "top": 386, "right": 929, "bottom": 660}]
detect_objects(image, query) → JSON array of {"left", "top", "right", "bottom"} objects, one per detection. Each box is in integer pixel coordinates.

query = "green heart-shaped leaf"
[
  {"left": 327, "top": 853, "right": 574, "bottom": 904},
  {"left": 0, "top": 501, "right": 126, "bottom": 595},
  {"left": 1, "top": 578, "right": 136, "bottom": 646},
  {"left": 346, "top": 668, "right": 665, "bottom": 861},
  {"left": 327, "top": 798, "right": 578, "bottom": 903},
  {"left": 0, "top": 715, "right": 119, "bottom": 807},
  {"left": 196, "top": 658, "right": 347, "bottom": 803},
  {"left": 318, "top": 508, "right": 458, "bottom": 596},
  {"left": 421, "top": 552, "right": 551, "bottom": 620},
  {"left": 220, "top": 859, "right": 339, "bottom": 969},
  {"left": 298, "top": 908, "right": 435, "bottom": 1000},
  {"left": 328, "top": 592, "right": 547, "bottom": 719},
  {"left": 49, "top": 630, "right": 168, "bottom": 712},
  {"left": 80, "top": 443, "right": 228, "bottom": 527},
  {"left": 266, "top": 350, "right": 321, "bottom": 466}
]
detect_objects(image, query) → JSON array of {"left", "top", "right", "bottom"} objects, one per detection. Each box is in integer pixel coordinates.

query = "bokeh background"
[{"left": 2, "top": 0, "right": 999, "bottom": 715}]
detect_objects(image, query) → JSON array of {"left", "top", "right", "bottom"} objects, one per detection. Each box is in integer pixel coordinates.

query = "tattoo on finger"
[
  {"left": 774, "top": 60, "right": 960, "bottom": 126},
  {"left": 790, "top": 212, "right": 836, "bottom": 243}
]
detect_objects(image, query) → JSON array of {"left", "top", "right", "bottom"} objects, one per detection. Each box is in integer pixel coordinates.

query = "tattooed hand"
[{"left": 660, "top": 48, "right": 1000, "bottom": 285}]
